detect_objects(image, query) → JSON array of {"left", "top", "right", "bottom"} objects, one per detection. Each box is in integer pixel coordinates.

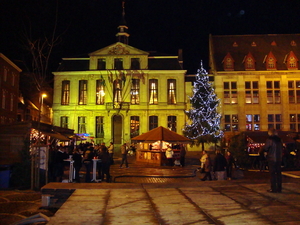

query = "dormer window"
[
  {"left": 243, "top": 52, "right": 255, "bottom": 70},
  {"left": 223, "top": 53, "right": 234, "bottom": 71},
  {"left": 264, "top": 52, "right": 277, "bottom": 70},
  {"left": 286, "top": 51, "right": 298, "bottom": 70}
]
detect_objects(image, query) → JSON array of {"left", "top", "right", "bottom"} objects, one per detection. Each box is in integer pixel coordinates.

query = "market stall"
[{"left": 131, "top": 126, "right": 191, "bottom": 165}]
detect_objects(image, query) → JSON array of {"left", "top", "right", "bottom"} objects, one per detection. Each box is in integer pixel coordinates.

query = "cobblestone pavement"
[{"left": 1, "top": 151, "right": 300, "bottom": 225}]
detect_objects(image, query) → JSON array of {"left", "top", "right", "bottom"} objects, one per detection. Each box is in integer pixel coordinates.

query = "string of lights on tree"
[{"left": 183, "top": 61, "right": 223, "bottom": 143}]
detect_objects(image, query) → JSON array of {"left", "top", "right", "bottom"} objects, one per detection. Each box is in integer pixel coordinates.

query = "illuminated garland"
[{"left": 183, "top": 62, "right": 223, "bottom": 140}]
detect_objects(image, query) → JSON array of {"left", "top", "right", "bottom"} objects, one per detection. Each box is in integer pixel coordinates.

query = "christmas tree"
[{"left": 183, "top": 61, "right": 223, "bottom": 150}]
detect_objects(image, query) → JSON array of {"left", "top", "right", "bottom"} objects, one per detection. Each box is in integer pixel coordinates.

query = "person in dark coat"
[
  {"left": 98, "top": 146, "right": 111, "bottom": 182},
  {"left": 179, "top": 144, "right": 186, "bottom": 167},
  {"left": 225, "top": 151, "right": 235, "bottom": 180},
  {"left": 83, "top": 145, "right": 94, "bottom": 183},
  {"left": 52, "top": 146, "right": 68, "bottom": 182},
  {"left": 213, "top": 149, "right": 227, "bottom": 180},
  {"left": 72, "top": 148, "right": 82, "bottom": 182},
  {"left": 201, "top": 153, "right": 212, "bottom": 181},
  {"left": 264, "top": 128, "right": 283, "bottom": 193}
]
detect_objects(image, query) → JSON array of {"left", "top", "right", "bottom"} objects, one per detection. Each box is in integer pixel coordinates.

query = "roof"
[{"left": 210, "top": 34, "right": 300, "bottom": 71}]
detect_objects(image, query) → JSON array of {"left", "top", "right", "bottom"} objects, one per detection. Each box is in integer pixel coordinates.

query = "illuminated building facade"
[
  {"left": 209, "top": 34, "right": 300, "bottom": 141},
  {"left": 0, "top": 53, "right": 21, "bottom": 124},
  {"left": 52, "top": 23, "right": 189, "bottom": 147}
]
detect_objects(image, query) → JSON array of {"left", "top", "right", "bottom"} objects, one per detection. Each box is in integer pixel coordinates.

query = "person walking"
[
  {"left": 120, "top": 143, "right": 129, "bottom": 168},
  {"left": 264, "top": 128, "right": 283, "bottom": 193},
  {"left": 108, "top": 142, "right": 114, "bottom": 165},
  {"left": 213, "top": 149, "right": 227, "bottom": 180},
  {"left": 201, "top": 153, "right": 212, "bottom": 181}
]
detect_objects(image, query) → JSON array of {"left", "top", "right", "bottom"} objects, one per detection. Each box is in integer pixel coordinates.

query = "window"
[
  {"left": 78, "top": 116, "right": 86, "bottom": 134},
  {"left": 10, "top": 93, "right": 13, "bottom": 111},
  {"left": 266, "top": 81, "right": 280, "bottom": 104},
  {"left": 114, "top": 58, "right": 123, "bottom": 70},
  {"left": 223, "top": 82, "right": 237, "bottom": 104},
  {"left": 290, "top": 114, "right": 300, "bottom": 131},
  {"left": 96, "top": 79, "right": 105, "bottom": 105},
  {"left": 131, "top": 79, "right": 140, "bottom": 104},
  {"left": 61, "top": 80, "right": 70, "bottom": 105},
  {"left": 246, "top": 114, "right": 260, "bottom": 131},
  {"left": 12, "top": 73, "right": 15, "bottom": 86},
  {"left": 2, "top": 89, "right": 6, "bottom": 109},
  {"left": 288, "top": 81, "right": 300, "bottom": 103},
  {"left": 223, "top": 53, "right": 234, "bottom": 71},
  {"left": 265, "top": 52, "right": 277, "bottom": 70},
  {"left": 113, "top": 79, "right": 122, "bottom": 105},
  {"left": 3, "top": 67, "right": 8, "bottom": 82},
  {"left": 97, "top": 58, "right": 106, "bottom": 70},
  {"left": 286, "top": 51, "right": 298, "bottom": 70},
  {"left": 245, "top": 81, "right": 259, "bottom": 104},
  {"left": 268, "top": 114, "right": 282, "bottom": 130},
  {"left": 130, "top": 116, "right": 140, "bottom": 138},
  {"left": 167, "top": 79, "right": 176, "bottom": 104},
  {"left": 168, "top": 116, "right": 177, "bottom": 132},
  {"left": 61, "top": 116, "right": 69, "bottom": 128},
  {"left": 130, "top": 58, "right": 140, "bottom": 70},
  {"left": 149, "top": 79, "right": 158, "bottom": 104},
  {"left": 78, "top": 80, "right": 88, "bottom": 105},
  {"left": 149, "top": 116, "right": 158, "bottom": 130},
  {"left": 96, "top": 116, "right": 104, "bottom": 138},
  {"left": 244, "top": 53, "right": 255, "bottom": 70},
  {"left": 224, "top": 114, "right": 238, "bottom": 131}
]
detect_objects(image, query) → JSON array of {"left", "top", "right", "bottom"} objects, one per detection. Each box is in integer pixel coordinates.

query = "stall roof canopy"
[
  {"left": 131, "top": 126, "right": 191, "bottom": 143},
  {"left": 244, "top": 131, "right": 298, "bottom": 143}
]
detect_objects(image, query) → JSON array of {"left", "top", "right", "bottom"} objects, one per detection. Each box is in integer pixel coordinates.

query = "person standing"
[
  {"left": 213, "top": 149, "right": 227, "bottom": 180},
  {"left": 53, "top": 146, "right": 68, "bottom": 182},
  {"left": 72, "top": 148, "right": 82, "bottom": 183},
  {"left": 98, "top": 146, "right": 111, "bottom": 182},
  {"left": 108, "top": 142, "right": 114, "bottom": 165},
  {"left": 264, "top": 128, "right": 283, "bottom": 193},
  {"left": 120, "top": 143, "right": 129, "bottom": 168},
  {"left": 83, "top": 145, "right": 94, "bottom": 182},
  {"left": 201, "top": 153, "right": 212, "bottom": 181},
  {"left": 225, "top": 151, "right": 235, "bottom": 180},
  {"left": 179, "top": 144, "right": 186, "bottom": 167},
  {"left": 165, "top": 145, "right": 174, "bottom": 166}
]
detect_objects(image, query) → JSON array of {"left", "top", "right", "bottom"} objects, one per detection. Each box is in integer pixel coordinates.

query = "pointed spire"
[{"left": 116, "top": 1, "right": 129, "bottom": 44}]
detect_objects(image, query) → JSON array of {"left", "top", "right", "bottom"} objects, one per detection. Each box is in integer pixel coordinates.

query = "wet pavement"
[{"left": 1, "top": 152, "right": 300, "bottom": 225}]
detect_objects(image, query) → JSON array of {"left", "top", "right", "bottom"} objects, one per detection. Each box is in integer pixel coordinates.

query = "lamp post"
[{"left": 34, "top": 93, "right": 47, "bottom": 190}]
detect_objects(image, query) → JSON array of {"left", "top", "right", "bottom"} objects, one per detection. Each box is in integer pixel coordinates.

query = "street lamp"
[{"left": 32, "top": 93, "right": 47, "bottom": 190}]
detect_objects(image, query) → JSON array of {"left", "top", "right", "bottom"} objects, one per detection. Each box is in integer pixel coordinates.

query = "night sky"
[{"left": 1, "top": 0, "right": 300, "bottom": 74}]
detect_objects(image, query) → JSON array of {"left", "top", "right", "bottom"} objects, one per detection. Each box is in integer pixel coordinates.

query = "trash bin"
[{"left": 0, "top": 165, "right": 11, "bottom": 189}]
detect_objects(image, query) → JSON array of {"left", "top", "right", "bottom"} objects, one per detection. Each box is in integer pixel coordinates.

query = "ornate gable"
[
  {"left": 264, "top": 51, "right": 277, "bottom": 70},
  {"left": 222, "top": 53, "right": 235, "bottom": 71},
  {"left": 285, "top": 51, "right": 299, "bottom": 70},
  {"left": 243, "top": 52, "right": 256, "bottom": 70}
]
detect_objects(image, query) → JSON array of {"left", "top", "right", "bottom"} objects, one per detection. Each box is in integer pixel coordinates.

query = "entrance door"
[{"left": 113, "top": 115, "right": 122, "bottom": 144}]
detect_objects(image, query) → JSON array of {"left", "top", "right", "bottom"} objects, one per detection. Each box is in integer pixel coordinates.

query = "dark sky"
[{"left": 1, "top": 0, "right": 300, "bottom": 74}]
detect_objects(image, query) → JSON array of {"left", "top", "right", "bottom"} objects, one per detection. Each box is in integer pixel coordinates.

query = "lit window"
[
  {"left": 131, "top": 79, "right": 140, "bottom": 104},
  {"left": 223, "top": 82, "right": 237, "bottom": 104},
  {"left": 130, "top": 116, "right": 140, "bottom": 138},
  {"left": 286, "top": 51, "right": 298, "bottom": 70},
  {"left": 113, "top": 79, "right": 122, "bottom": 105},
  {"left": 167, "top": 79, "right": 176, "bottom": 104},
  {"left": 61, "top": 116, "right": 69, "bottom": 128},
  {"left": 149, "top": 79, "right": 158, "bottom": 105},
  {"left": 266, "top": 81, "right": 280, "bottom": 104},
  {"left": 78, "top": 80, "right": 87, "bottom": 105},
  {"left": 168, "top": 116, "right": 176, "bottom": 132},
  {"left": 244, "top": 53, "right": 255, "bottom": 70},
  {"left": 61, "top": 80, "right": 70, "bottom": 105},
  {"left": 224, "top": 114, "right": 238, "bottom": 131},
  {"left": 78, "top": 117, "right": 86, "bottom": 134},
  {"left": 96, "top": 79, "right": 105, "bottom": 105},
  {"left": 245, "top": 81, "right": 259, "bottom": 104},
  {"left": 265, "top": 52, "right": 277, "bottom": 70}
]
